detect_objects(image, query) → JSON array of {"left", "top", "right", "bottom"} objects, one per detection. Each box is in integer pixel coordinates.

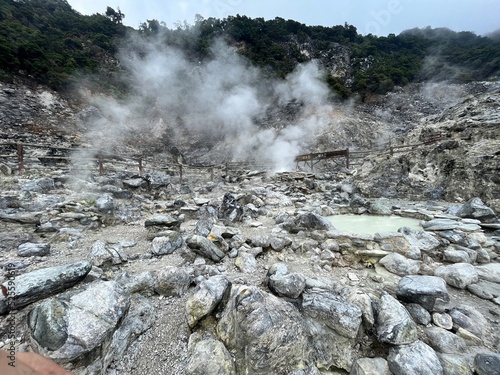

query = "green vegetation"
[{"left": 1, "top": 0, "right": 499, "bottom": 98}]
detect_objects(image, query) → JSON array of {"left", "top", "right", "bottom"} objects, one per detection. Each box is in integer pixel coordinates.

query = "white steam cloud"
[{"left": 78, "top": 36, "right": 335, "bottom": 172}]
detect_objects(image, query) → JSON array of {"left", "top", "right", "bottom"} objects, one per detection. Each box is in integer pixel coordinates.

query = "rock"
[
  {"left": 268, "top": 272, "right": 306, "bottom": 299},
  {"left": 475, "top": 263, "right": 500, "bottom": 283},
  {"left": 292, "top": 212, "right": 334, "bottom": 231},
  {"left": 405, "top": 303, "right": 431, "bottom": 325},
  {"left": 217, "top": 286, "right": 310, "bottom": 374},
  {"left": 89, "top": 240, "right": 126, "bottom": 269},
  {"left": 474, "top": 352, "right": 500, "bottom": 375},
  {"left": 122, "top": 177, "right": 147, "bottom": 188},
  {"left": 375, "top": 232, "right": 420, "bottom": 259},
  {"left": 186, "top": 235, "right": 226, "bottom": 262},
  {"left": 234, "top": 252, "right": 257, "bottom": 273},
  {"left": 376, "top": 293, "right": 418, "bottom": 345},
  {"left": 17, "top": 242, "right": 50, "bottom": 257},
  {"left": 434, "top": 263, "right": 479, "bottom": 289},
  {"left": 442, "top": 248, "right": 473, "bottom": 263},
  {"left": 432, "top": 312, "right": 453, "bottom": 330},
  {"left": 27, "top": 280, "right": 152, "bottom": 373},
  {"left": 186, "top": 336, "right": 236, "bottom": 375},
  {"left": 150, "top": 231, "right": 184, "bottom": 256},
  {"left": 379, "top": 253, "right": 420, "bottom": 276},
  {"left": 302, "top": 287, "right": 362, "bottom": 371},
  {"left": 438, "top": 231, "right": 481, "bottom": 249},
  {"left": 387, "top": 340, "right": 443, "bottom": 375},
  {"left": 21, "top": 177, "right": 55, "bottom": 192},
  {"left": 436, "top": 353, "right": 472, "bottom": 375},
  {"left": 467, "top": 280, "right": 500, "bottom": 300},
  {"left": 0, "top": 261, "right": 92, "bottom": 314},
  {"left": 116, "top": 271, "right": 156, "bottom": 296},
  {"left": 267, "top": 262, "right": 289, "bottom": 277},
  {"left": 456, "top": 197, "right": 497, "bottom": 223},
  {"left": 144, "top": 214, "right": 180, "bottom": 228},
  {"left": 396, "top": 275, "right": 450, "bottom": 311},
  {"left": 95, "top": 194, "right": 114, "bottom": 213},
  {"left": 145, "top": 172, "right": 171, "bottom": 189},
  {"left": 154, "top": 266, "right": 191, "bottom": 297},
  {"left": 218, "top": 193, "right": 244, "bottom": 224},
  {"left": 422, "top": 218, "right": 460, "bottom": 231},
  {"left": 186, "top": 275, "right": 230, "bottom": 327},
  {"left": 269, "top": 236, "right": 291, "bottom": 251},
  {"left": 424, "top": 326, "right": 467, "bottom": 354},
  {"left": 399, "top": 227, "right": 441, "bottom": 254},
  {"left": 448, "top": 304, "right": 489, "bottom": 337},
  {"left": 350, "top": 357, "right": 391, "bottom": 375},
  {"left": 369, "top": 198, "right": 392, "bottom": 215}
]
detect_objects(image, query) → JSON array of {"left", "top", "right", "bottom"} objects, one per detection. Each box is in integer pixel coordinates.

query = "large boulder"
[
  {"left": 301, "top": 287, "right": 363, "bottom": 371},
  {"left": 27, "top": 281, "right": 153, "bottom": 373},
  {"left": 376, "top": 293, "right": 418, "bottom": 345},
  {"left": 216, "top": 286, "right": 310, "bottom": 374},
  {"left": 186, "top": 235, "right": 226, "bottom": 262},
  {"left": 387, "top": 340, "right": 443, "bottom": 375},
  {"left": 0, "top": 261, "right": 92, "bottom": 314},
  {"left": 396, "top": 275, "right": 450, "bottom": 311},
  {"left": 456, "top": 197, "right": 497, "bottom": 223}
]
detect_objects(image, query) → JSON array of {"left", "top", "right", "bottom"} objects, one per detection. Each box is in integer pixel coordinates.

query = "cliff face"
[{"left": 354, "top": 81, "right": 500, "bottom": 212}]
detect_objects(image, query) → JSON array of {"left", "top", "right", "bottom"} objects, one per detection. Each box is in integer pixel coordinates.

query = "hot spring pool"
[{"left": 327, "top": 214, "right": 422, "bottom": 235}]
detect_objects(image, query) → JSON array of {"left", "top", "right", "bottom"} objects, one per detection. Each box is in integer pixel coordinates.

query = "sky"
[{"left": 66, "top": 0, "right": 500, "bottom": 36}]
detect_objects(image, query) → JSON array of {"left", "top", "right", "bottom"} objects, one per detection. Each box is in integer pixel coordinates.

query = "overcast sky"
[{"left": 66, "top": 0, "right": 499, "bottom": 36}]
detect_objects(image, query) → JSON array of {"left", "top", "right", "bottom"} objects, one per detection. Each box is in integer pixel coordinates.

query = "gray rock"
[
  {"left": 89, "top": 240, "right": 126, "bottom": 269},
  {"left": 435, "top": 263, "right": 479, "bottom": 289},
  {"left": 456, "top": 197, "right": 497, "bottom": 223},
  {"left": 269, "top": 272, "right": 306, "bottom": 299},
  {"left": 186, "top": 275, "right": 230, "bottom": 327},
  {"left": 350, "top": 357, "right": 391, "bottom": 375},
  {"left": 217, "top": 286, "right": 310, "bottom": 374},
  {"left": 0, "top": 260, "right": 92, "bottom": 314},
  {"left": 122, "top": 178, "right": 146, "bottom": 188},
  {"left": 17, "top": 242, "right": 50, "bottom": 257},
  {"left": 218, "top": 193, "right": 244, "bottom": 224},
  {"left": 449, "top": 304, "right": 489, "bottom": 338},
  {"left": 424, "top": 326, "right": 467, "bottom": 354},
  {"left": 95, "top": 194, "right": 114, "bottom": 213},
  {"left": 467, "top": 280, "right": 500, "bottom": 300},
  {"left": 154, "top": 266, "right": 191, "bottom": 297},
  {"left": 476, "top": 248, "right": 490, "bottom": 263},
  {"left": 145, "top": 172, "right": 171, "bottom": 189},
  {"left": 150, "top": 231, "right": 184, "bottom": 256},
  {"left": 437, "top": 353, "right": 472, "bottom": 375},
  {"left": 234, "top": 252, "right": 257, "bottom": 273},
  {"left": 475, "top": 263, "right": 500, "bottom": 283},
  {"left": 270, "top": 236, "right": 292, "bottom": 251},
  {"left": 28, "top": 281, "right": 153, "bottom": 373},
  {"left": 442, "top": 248, "right": 473, "bottom": 263},
  {"left": 474, "top": 352, "right": 500, "bottom": 375},
  {"left": 399, "top": 227, "right": 441, "bottom": 254},
  {"left": 144, "top": 214, "right": 180, "bottom": 228},
  {"left": 369, "top": 198, "right": 392, "bottom": 215},
  {"left": 375, "top": 232, "right": 421, "bottom": 260},
  {"left": 396, "top": 275, "right": 450, "bottom": 311},
  {"left": 293, "top": 212, "right": 334, "bottom": 231},
  {"left": 186, "top": 235, "right": 225, "bottom": 262},
  {"left": 21, "top": 177, "right": 55, "bottom": 192},
  {"left": 186, "top": 337, "right": 235, "bottom": 375},
  {"left": 116, "top": 271, "right": 156, "bottom": 296},
  {"left": 422, "top": 218, "right": 460, "bottom": 231},
  {"left": 388, "top": 340, "right": 443, "bottom": 375},
  {"left": 405, "top": 303, "right": 431, "bottom": 325},
  {"left": 267, "top": 262, "right": 289, "bottom": 277},
  {"left": 379, "top": 253, "right": 420, "bottom": 276},
  {"left": 376, "top": 293, "right": 418, "bottom": 345},
  {"left": 302, "top": 287, "right": 362, "bottom": 371}
]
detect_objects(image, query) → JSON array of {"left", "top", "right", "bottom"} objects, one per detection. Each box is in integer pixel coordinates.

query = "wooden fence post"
[
  {"left": 346, "top": 148, "right": 350, "bottom": 169},
  {"left": 98, "top": 154, "right": 104, "bottom": 175},
  {"left": 17, "top": 143, "right": 24, "bottom": 174},
  {"left": 179, "top": 164, "right": 183, "bottom": 184},
  {"left": 138, "top": 158, "right": 143, "bottom": 176}
]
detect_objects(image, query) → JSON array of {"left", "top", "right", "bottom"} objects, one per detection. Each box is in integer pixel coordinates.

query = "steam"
[{"left": 76, "top": 36, "right": 334, "bottom": 172}]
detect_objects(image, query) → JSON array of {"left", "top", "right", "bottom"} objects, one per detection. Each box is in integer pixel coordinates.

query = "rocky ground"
[{"left": 0, "top": 79, "right": 499, "bottom": 374}]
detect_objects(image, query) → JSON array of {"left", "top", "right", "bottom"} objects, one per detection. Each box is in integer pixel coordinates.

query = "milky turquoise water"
[{"left": 327, "top": 214, "right": 422, "bottom": 235}]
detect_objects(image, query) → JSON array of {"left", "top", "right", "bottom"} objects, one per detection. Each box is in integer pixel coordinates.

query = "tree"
[{"left": 105, "top": 6, "right": 124, "bottom": 24}]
